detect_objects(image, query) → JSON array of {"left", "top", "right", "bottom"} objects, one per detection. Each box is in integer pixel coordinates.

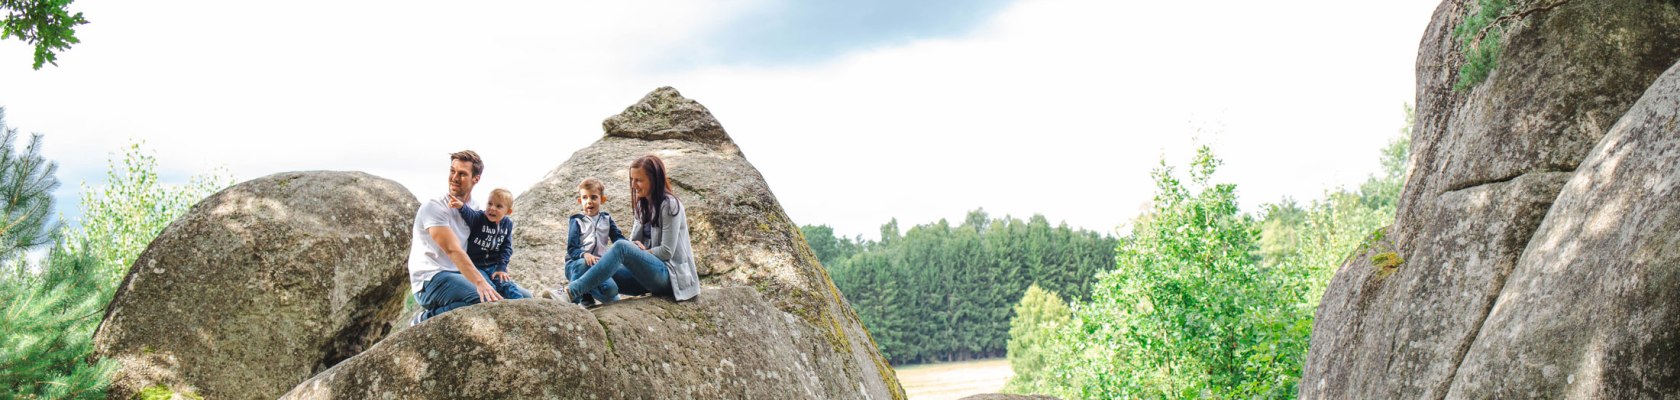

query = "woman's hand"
[{"left": 633, "top": 241, "right": 648, "bottom": 250}]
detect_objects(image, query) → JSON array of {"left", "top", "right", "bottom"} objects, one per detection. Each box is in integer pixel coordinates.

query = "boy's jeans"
[
  {"left": 566, "top": 258, "right": 619, "bottom": 303},
  {"left": 566, "top": 239, "right": 671, "bottom": 303},
  {"left": 478, "top": 267, "right": 530, "bottom": 300}
]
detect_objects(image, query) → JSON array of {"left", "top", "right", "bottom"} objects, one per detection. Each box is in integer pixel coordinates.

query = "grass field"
[{"left": 894, "top": 358, "right": 1014, "bottom": 400}]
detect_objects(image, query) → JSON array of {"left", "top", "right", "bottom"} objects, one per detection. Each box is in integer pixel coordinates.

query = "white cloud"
[{"left": 0, "top": 0, "right": 1439, "bottom": 240}]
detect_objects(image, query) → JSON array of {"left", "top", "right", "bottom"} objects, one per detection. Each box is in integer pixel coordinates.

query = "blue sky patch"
[{"left": 661, "top": 0, "right": 1016, "bottom": 69}]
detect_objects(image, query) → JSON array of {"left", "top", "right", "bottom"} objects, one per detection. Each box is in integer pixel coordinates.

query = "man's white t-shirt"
[{"left": 407, "top": 194, "right": 474, "bottom": 293}]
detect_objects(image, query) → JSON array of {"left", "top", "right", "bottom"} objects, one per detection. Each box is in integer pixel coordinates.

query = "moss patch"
[
  {"left": 1372, "top": 251, "right": 1404, "bottom": 278},
  {"left": 136, "top": 384, "right": 203, "bottom": 400}
]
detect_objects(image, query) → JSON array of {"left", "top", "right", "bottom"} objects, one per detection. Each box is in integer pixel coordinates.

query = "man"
[{"left": 408, "top": 150, "right": 504, "bottom": 324}]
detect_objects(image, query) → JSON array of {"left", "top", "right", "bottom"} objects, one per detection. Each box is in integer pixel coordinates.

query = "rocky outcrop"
[
  {"left": 286, "top": 86, "right": 903, "bottom": 399},
  {"left": 1444, "top": 59, "right": 1680, "bottom": 399},
  {"left": 1304, "top": 0, "right": 1680, "bottom": 398},
  {"left": 93, "top": 171, "right": 416, "bottom": 399}
]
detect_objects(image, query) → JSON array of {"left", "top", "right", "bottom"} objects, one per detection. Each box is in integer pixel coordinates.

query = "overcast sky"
[{"left": 0, "top": 0, "right": 1439, "bottom": 241}]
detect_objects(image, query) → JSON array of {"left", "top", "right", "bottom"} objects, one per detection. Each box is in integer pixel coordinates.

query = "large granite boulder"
[
  {"left": 92, "top": 171, "right": 417, "bottom": 399},
  {"left": 284, "top": 288, "right": 894, "bottom": 399},
  {"left": 285, "top": 87, "right": 903, "bottom": 399},
  {"left": 1303, "top": 0, "right": 1680, "bottom": 398}
]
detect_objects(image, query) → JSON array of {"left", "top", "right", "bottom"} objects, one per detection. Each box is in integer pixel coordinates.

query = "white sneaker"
[
  {"left": 545, "top": 287, "right": 574, "bottom": 303},
  {"left": 409, "top": 309, "right": 427, "bottom": 326}
]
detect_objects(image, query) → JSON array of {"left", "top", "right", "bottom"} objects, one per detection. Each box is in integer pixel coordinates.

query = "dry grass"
[{"left": 894, "top": 358, "right": 1014, "bottom": 400}]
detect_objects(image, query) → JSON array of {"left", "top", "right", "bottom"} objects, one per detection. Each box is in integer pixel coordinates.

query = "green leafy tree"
[
  {"left": 1052, "top": 146, "right": 1278, "bottom": 398},
  {"left": 1003, "top": 284, "right": 1072, "bottom": 395},
  {"left": 1, "top": 0, "right": 89, "bottom": 69},
  {"left": 0, "top": 108, "right": 60, "bottom": 265},
  {"left": 68, "top": 142, "right": 231, "bottom": 284}
]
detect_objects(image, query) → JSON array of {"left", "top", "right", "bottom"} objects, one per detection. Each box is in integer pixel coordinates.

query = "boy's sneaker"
[
  {"left": 409, "top": 309, "right": 427, "bottom": 327},
  {"left": 545, "top": 287, "right": 575, "bottom": 304}
]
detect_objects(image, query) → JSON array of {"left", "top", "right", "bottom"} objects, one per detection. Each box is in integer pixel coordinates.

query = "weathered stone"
[
  {"left": 600, "top": 86, "right": 730, "bottom": 143},
  {"left": 1446, "top": 60, "right": 1680, "bottom": 398},
  {"left": 93, "top": 171, "right": 416, "bottom": 399},
  {"left": 283, "top": 288, "right": 893, "bottom": 399},
  {"left": 1304, "top": 0, "right": 1680, "bottom": 398}
]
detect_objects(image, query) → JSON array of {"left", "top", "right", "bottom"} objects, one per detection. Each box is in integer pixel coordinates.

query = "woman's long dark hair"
[{"left": 631, "top": 155, "right": 679, "bottom": 228}]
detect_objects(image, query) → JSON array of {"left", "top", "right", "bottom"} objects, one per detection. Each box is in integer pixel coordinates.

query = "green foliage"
[
  {"left": 800, "top": 224, "right": 862, "bottom": 267},
  {"left": 67, "top": 142, "right": 231, "bottom": 285},
  {"left": 1002, "top": 284, "right": 1072, "bottom": 395},
  {"left": 825, "top": 210, "right": 1116, "bottom": 365},
  {"left": 0, "top": 108, "right": 60, "bottom": 265},
  {"left": 1042, "top": 146, "right": 1286, "bottom": 398},
  {"left": 0, "top": 0, "right": 89, "bottom": 69},
  {"left": 1013, "top": 107, "right": 1412, "bottom": 399},
  {"left": 0, "top": 238, "right": 117, "bottom": 399},
  {"left": 1452, "top": 0, "right": 1511, "bottom": 91}
]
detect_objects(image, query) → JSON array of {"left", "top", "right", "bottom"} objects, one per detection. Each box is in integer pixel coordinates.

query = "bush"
[{"left": 1003, "top": 284, "right": 1072, "bottom": 395}]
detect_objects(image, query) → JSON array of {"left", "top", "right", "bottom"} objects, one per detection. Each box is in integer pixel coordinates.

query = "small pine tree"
[
  {"left": 0, "top": 108, "right": 61, "bottom": 265},
  {"left": 0, "top": 239, "right": 118, "bottom": 399}
]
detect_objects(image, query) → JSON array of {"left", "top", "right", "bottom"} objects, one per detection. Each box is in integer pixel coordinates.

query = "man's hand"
[
  {"left": 633, "top": 241, "right": 648, "bottom": 251},
  {"left": 447, "top": 195, "right": 463, "bottom": 209},
  {"left": 584, "top": 254, "right": 599, "bottom": 266},
  {"left": 491, "top": 271, "right": 511, "bottom": 282},
  {"left": 474, "top": 280, "right": 504, "bottom": 303}
]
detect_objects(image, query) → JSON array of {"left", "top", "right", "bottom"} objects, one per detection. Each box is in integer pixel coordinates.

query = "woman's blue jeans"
[{"left": 566, "top": 239, "right": 670, "bottom": 304}]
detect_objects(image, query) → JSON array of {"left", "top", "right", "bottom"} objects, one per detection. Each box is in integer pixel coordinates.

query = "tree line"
[{"left": 803, "top": 210, "right": 1117, "bottom": 365}]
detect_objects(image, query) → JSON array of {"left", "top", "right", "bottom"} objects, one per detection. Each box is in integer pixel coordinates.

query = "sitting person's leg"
[
  {"left": 496, "top": 279, "right": 530, "bottom": 300},
  {"left": 479, "top": 266, "right": 529, "bottom": 300},
  {"left": 566, "top": 258, "right": 617, "bottom": 303},
  {"left": 566, "top": 239, "right": 669, "bottom": 302},
  {"left": 416, "top": 271, "right": 480, "bottom": 320},
  {"left": 607, "top": 239, "right": 670, "bottom": 295}
]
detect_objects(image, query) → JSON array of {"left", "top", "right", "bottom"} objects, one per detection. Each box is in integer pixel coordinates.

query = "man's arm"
[{"left": 428, "top": 225, "right": 502, "bottom": 302}]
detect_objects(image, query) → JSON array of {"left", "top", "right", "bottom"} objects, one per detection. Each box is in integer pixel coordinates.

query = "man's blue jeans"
[
  {"left": 566, "top": 258, "right": 618, "bottom": 303},
  {"left": 566, "top": 239, "right": 670, "bottom": 304},
  {"left": 416, "top": 271, "right": 479, "bottom": 321}
]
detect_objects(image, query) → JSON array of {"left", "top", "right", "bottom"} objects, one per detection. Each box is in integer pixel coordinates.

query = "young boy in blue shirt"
[
  {"left": 449, "top": 187, "right": 529, "bottom": 300},
  {"left": 563, "top": 177, "right": 625, "bottom": 305}
]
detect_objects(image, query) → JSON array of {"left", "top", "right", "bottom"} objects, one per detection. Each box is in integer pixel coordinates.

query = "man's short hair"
[
  {"left": 451, "top": 150, "right": 483, "bottom": 177},
  {"left": 577, "top": 177, "right": 605, "bottom": 195}
]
